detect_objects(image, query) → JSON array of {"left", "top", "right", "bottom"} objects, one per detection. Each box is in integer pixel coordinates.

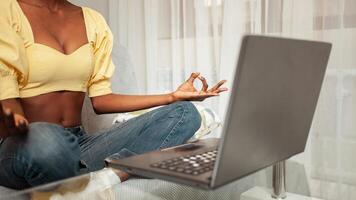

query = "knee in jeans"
[
  {"left": 27, "top": 144, "right": 79, "bottom": 176},
  {"left": 185, "top": 102, "right": 202, "bottom": 134},
  {"left": 172, "top": 101, "right": 202, "bottom": 134},
  {"left": 18, "top": 123, "right": 81, "bottom": 181}
]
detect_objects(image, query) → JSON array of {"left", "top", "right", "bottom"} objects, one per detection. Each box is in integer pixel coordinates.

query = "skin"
[{"left": 0, "top": 0, "right": 228, "bottom": 182}]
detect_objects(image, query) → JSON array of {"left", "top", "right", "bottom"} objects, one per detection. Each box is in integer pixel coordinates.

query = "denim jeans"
[{"left": 0, "top": 101, "right": 201, "bottom": 190}]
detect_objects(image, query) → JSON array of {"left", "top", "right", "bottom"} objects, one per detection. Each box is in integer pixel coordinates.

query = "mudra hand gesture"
[
  {"left": 0, "top": 72, "right": 226, "bottom": 138},
  {"left": 172, "top": 72, "right": 228, "bottom": 102}
]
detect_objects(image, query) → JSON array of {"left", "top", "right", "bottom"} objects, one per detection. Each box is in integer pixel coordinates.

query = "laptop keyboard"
[{"left": 150, "top": 149, "right": 217, "bottom": 175}]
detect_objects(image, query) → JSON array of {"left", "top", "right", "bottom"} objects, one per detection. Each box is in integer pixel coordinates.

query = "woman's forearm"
[{"left": 90, "top": 93, "right": 177, "bottom": 114}]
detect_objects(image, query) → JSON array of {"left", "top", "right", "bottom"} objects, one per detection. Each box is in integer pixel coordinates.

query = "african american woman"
[{"left": 0, "top": 0, "right": 227, "bottom": 189}]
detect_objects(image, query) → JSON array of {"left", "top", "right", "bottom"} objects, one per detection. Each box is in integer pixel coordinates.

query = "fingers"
[
  {"left": 187, "top": 72, "right": 200, "bottom": 83},
  {"left": 3, "top": 110, "right": 29, "bottom": 135},
  {"left": 0, "top": 105, "right": 29, "bottom": 137},
  {"left": 0, "top": 103, "right": 8, "bottom": 138},
  {"left": 4, "top": 109, "right": 17, "bottom": 134},
  {"left": 208, "top": 80, "right": 227, "bottom": 93},
  {"left": 215, "top": 87, "right": 228, "bottom": 93},
  {"left": 190, "top": 92, "right": 219, "bottom": 101},
  {"left": 197, "top": 94, "right": 219, "bottom": 102},
  {"left": 198, "top": 76, "right": 209, "bottom": 92},
  {"left": 179, "top": 74, "right": 228, "bottom": 102},
  {"left": 0, "top": 102, "right": 5, "bottom": 121},
  {"left": 199, "top": 78, "right": 228, "bottom": 94},
  {"left": 13, "top": 114, "right": 29, "bottom": 133},
  {"left": 17, "top": 119, "right": 29, "bottom": 133}
]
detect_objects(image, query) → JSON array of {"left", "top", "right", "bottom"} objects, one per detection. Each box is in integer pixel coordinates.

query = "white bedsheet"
[{"left": 0, "top": 168, "right": 256, "bottom": 200}]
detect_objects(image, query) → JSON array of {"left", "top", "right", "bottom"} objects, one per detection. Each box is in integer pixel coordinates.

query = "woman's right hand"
[{"left": 0, "top": 102, "right": 29, "bottom": 138}]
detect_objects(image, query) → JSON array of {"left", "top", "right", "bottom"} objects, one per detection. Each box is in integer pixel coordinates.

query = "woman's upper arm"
[
  {"left": 0, "top": 9, "right": 28, "bottom": 101},
  {"left": 85, "top": 8, "right": 115, "bottom": 98}
]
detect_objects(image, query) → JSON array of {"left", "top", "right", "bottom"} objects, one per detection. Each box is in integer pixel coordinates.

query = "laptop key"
[
  {"left": 151, "top": 149, "right": 217, "bottom": 175},
  {"left": 169, "top": 166, "right": 176, "bottom": 170},
  {"left": 176, "top": 168, "right": 184, "bottom": 172},
  {"left": 152, "top": 163, "right": 159, "bottom": 167}
]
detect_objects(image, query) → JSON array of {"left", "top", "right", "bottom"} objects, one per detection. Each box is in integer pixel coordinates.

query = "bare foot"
[{"left": 111, "top": 168, "right": 130, "bottom": 182}]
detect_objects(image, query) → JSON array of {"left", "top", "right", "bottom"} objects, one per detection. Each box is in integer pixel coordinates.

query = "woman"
[{"left": 0, "top": 0, "right": 227, "bottom": 190}]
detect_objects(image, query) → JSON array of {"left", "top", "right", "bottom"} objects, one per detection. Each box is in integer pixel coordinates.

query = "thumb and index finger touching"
[
  {"left": 187, "top": 72, "right": 228, "bottom": 93},
  {"left": 187, "top": 72, "right": 200, "bottom": 83}
]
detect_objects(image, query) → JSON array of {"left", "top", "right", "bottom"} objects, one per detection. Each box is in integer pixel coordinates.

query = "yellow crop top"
[{"left": 0, "top": 0, "right": 115, "bottom": 100}]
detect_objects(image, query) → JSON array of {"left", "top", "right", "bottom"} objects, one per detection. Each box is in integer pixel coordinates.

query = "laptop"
[{"left": 105, "top": 35, "right": 332, "bottom": 189}]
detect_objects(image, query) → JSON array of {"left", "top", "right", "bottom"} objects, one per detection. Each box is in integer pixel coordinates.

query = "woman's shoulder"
[
  {"left": 0, "top": 0, "right": 13, "bottom": 8},
  {"left": 82, "top": 7, "right": 112, "bottom": 43},
  {"left": 0, "top": 0, "right": 19, "bottom": 20},
  {"left": 83, "top": 7, "right": 108, "bottom": 27},
  {"left": 0, "top": 0, "right": 25, "bottom": 34}
]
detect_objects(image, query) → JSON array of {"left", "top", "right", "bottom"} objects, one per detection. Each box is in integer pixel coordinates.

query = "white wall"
[{"left": 69, "top": 0, "right": 109, "bottom": 20}]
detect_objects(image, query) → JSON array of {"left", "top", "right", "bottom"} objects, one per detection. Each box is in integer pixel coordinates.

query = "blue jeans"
[{"left": 0, "top": 101, "right": 201, "bottom": 190}]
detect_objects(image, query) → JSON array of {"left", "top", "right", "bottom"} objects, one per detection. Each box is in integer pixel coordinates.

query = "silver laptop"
[{"left": 105, "top": 35, "right": 332, "bottom": 189}]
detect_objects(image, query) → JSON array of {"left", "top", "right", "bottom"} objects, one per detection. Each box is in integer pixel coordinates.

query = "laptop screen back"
[{"left": 212, "top": 35, "right": 332, "bottom": 188}]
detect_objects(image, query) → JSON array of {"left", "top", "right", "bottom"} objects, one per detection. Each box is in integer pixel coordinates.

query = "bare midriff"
[{"left": 21, "top": 91, "right": 86, "bottom": 127}]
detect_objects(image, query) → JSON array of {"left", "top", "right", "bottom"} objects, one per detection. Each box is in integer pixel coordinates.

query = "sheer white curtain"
[{"left": 107, "top": 0, "right": 356, "bottom": 199}]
